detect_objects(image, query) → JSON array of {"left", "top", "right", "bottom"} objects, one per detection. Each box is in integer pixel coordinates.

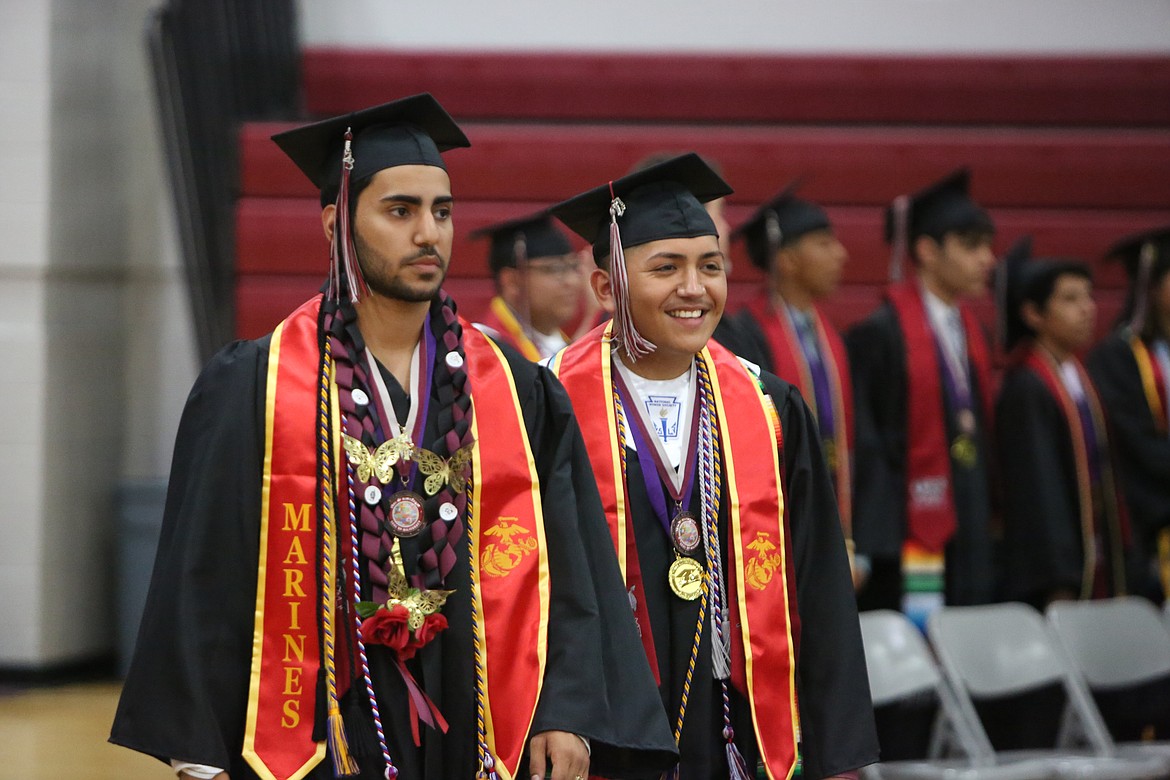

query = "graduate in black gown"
[
  {"left": 1087, "top": 226, "right": 1170, "bottom": 602},
  {"left": 845, "top": 169, "right": 999, "bottom": 619},
  {"left": 996, "top": 238, "right": 1135, "bottom": 607},
  {"left": 110, "top": 95, "right": 676, "bottom": 780},
  {"left": 549, "top": 155, "right": 878, "bottom": 780}
]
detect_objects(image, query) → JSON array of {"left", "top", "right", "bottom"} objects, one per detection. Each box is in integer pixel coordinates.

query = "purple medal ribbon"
[
  {"left": 613, "top": 369, "right": 700, "bottom": 540},
  {"left": 934, "top": 338, "right": 975, "bottom": 431}
]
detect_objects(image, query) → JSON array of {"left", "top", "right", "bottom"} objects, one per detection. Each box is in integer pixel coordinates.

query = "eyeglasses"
[{"left": 525, "top": 259, "right": 582, "bottom": 277}]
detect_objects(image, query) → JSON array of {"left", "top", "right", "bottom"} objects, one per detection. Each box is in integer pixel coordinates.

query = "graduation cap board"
[
  {"left": 549, "top": 152, "right": 734, "bottom": 359},
  {"left": 1104, "top": 225, "right": 1170, "bottom": 333},
  {"left": 270, "top": 93, "right": 470, "bottom": 303},
  {"left": 886, "top": 168, "right": 995, "bottom": 282},
  {"left": 732, "top": 180, "right": 832, "bottom": 270},
  {"left": 271, "top": 93, "right": 470, "bottom": 203},
  {"left": 470, "top": 210, "right": 574, "bottom": 274}
]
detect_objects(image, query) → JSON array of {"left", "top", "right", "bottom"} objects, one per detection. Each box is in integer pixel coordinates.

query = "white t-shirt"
[{"left": 614, "top": 356, "right": 696, "bottom": 474}]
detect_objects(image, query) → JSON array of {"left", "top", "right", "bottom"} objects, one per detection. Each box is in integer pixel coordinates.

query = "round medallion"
[
  {"left": 668, "top": 556, "right": 704, "bottom": 601},
  {"left": 439, "top": 502, "right": 458, "bottom": 521},
  {"left": 387, "top": 491, "right": 426, "bottom": 537},
  {"left": 364, "top": 485, "right": 382, "bottom": 505},
  {"left": 669, "top": 511, "right": 701, "bottom": 555},
  {"left": 445, "top": 352, "right": 464, "bottom": 369},
  {"left": 823, "top": 439, "right": 838, "bottom": 472},
  {"left": 351, "top": 388, "right": 369, "bottom": 407},
  {"left": 950, "top": 434, "right": 978, "bottom": 469}
]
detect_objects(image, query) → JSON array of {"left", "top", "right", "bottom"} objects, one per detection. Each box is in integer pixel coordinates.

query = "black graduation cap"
[
  {"left": 271, "top": 93, "right": 470, "bottom": 201},
  {"left": 885, "top": 168, "right": 994, "bottom": 245},
  {"left": 1000, "top": 235, "right": 1091, "bottom": 349},
  {"left": 1105, "top": 225, "right": 1170, "bottom": 333},
  {"left": 732, "top": 180, "right": 832, "bottom": 270},
  {"left": 550, "top": 152, "right": 733, "bottom": 265},
  {"left": 470, "top": 210, "right": 574, "bottom": 274}
]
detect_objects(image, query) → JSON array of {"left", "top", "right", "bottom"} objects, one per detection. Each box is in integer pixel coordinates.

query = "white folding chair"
[
  {"left": 928, "top": 603, "right": 1169, "bottom": 780},
  {"left": 858, "top": 610, "right": 1059, "bottom": 780},
  {"left": 1047, "top": 597, "right": 1170, "bottom": 768}
]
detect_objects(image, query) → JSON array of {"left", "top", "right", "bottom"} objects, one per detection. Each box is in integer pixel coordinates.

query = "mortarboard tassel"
[
  {"left": 331, "top": 128, "right": 370, "bottom": 304},
  {"left": 888, "top": 194, "right": 911, "bottom": 284},
  {"left": 1129, "top": 241, "right": 1158, "bottom": 334},
  {"left": 607, "top": 184, "right": 656, "bottom": 361}
]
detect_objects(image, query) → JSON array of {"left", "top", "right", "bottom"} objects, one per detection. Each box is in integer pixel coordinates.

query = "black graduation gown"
[
  {"left": 110, "top": 331, "right": 678, "bottom": 779},
  {"left": 845, "top": 303, "right": 997, "bottom": 610},
  {"left": 624, "top": 371, "right": 877, "bottom": 780},
  {"left": 712, "top": 309, "right": 778, "bottom": 375},
  {"left": 995, "top": 363, "right": 1137, "bottom": 605},
  {"left": 1088, "top": 334, "right": 1170, "bottom": 598}
]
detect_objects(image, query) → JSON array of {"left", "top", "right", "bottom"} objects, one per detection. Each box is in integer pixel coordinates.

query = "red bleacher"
[{"left": 234, "top": 49, "right": 1170, "bottom": 341}]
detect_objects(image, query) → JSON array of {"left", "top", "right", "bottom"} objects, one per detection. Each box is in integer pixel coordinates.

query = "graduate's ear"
[
  {"left": 590, "top": 266, "right": 616, "bottom": 314},
  {"left": 497, "top": 266, "right": 520, "bottom": 300},
  {"left": 914, "top": 234, "right": 941, "bottom": 269},
  {"left": 1021, "top": 299, "right": 1046, "bottom": 334},
  {"left": 775, "top": 245, "right": 798, "bottom": 277},
  {"left": 322, "top": 204, "right": 337, "bottom": 244}
]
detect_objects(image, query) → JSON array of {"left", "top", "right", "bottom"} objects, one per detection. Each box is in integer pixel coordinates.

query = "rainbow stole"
[
  {"left": 1023, "top": 345, "right": 1128, "bottom": 598},
  {"left": 552, "top": 325, "right": 799, "bottom": 779},
  {"left": 1130, "top": 335, "right": 1169, "bottom": 436},
  {"left": 243, "top": 296, "right": 548, "bottom": 780},
  {"left": 482, "top": 296, "right": 544, "bottom": 362},
  {"left": 745, "top": 293, "right": 854, "bottom": 533}
]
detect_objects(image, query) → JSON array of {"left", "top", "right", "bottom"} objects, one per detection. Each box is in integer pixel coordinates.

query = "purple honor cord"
[{"left": 613, "top": 369, "right": 700, "bottom": 539}]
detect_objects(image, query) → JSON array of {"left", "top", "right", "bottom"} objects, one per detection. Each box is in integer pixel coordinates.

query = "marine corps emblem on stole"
[
  {"left": 745, "top": 532, "right": 783, "bottom": 590},
  {"left": 480, "top": 517, "right": 538, "bottom": 577}
]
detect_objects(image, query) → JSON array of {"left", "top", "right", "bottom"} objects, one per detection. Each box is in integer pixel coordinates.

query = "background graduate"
[
  {"left": 110, "top": 95, "right": 676, "bottom": 780},
  {"left": 1088, "top": 226, "right": 1170, "bottom": 602},
  {"left": 548, "top": 154, "right": 877, "bottom": 780},
  {"left": 845, "top": 168, "right": 999, "bottom": 621},
  {"left": 472, "top": 209, "right": 585, "bottom": 360},
  {"left": 716, "top": 183, "right": 858, "bottom": 586},
  {"left": 996, "top": 237, "right": 1136, "bottom": 607}
]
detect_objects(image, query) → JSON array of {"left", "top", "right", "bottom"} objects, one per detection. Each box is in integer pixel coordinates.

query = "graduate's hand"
[{"left": 528, "top": 729, "right": 589, "bottom": 780}]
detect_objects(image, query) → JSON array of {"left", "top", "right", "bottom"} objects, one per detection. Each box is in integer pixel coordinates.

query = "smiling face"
[
  {"left": 323, "top": 164, "right": 455, "bottom": 303},
  {"left": 591, "top": 234, "right": 727, "bottom": 379}
]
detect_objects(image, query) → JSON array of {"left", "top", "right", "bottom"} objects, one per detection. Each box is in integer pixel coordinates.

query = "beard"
[{"left": 352, "top": 228, "right": 449, "bottom": 303}]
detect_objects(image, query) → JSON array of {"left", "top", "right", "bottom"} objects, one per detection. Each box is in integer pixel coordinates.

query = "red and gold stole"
[
  {"left": 552, "top": 325, "right": 799, "bottom": 780},
  {"left": 887, "top": 282, "right": 994, "bottom": 553},
  {"left": 1022, "top": 345, "right": 1129, "bottom": 599},
  {"left": 745, "top": 293, "right": 855, "bottom": 534},
  {"left": 244, "top": 296, "right": 548, "bottom": 780},
  {"left": 1130, "top": 335, "right": 1169, "bottom": 436},
  {"left": 480, "top": 296, "right": 565, "bottom": 362}
]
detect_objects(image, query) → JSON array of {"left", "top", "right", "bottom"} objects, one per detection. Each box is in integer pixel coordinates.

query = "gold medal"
[
  {"left": 668, "top": 555, "right": 703, "bottom": 601},
  {"left": 950, "top": 434, "right": 977, "bottom": 469}
]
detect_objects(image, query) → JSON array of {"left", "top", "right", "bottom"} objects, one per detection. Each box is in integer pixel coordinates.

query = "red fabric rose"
[
  {"left": 413, "top": 613, "right": 448, "bottom": 647},
  {"left": 359, "top": 604, "right": 412, "bottom": 652}
]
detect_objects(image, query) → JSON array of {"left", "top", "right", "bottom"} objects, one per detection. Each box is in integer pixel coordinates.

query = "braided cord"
[{"left": 466, "top": 478, "right": 501, "bottom": 780}]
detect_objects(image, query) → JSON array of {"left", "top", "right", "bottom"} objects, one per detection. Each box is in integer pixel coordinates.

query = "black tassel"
[
  {"left": 311, "top": 666, "right": 328, "bottom": 742},
  {"left": 343, "top": 686, "right": 379, "bottom": 759}
]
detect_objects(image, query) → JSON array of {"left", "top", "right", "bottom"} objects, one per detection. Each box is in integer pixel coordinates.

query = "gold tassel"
[{"left": 328, "top": 706, "right": 360, "bottom": 776}]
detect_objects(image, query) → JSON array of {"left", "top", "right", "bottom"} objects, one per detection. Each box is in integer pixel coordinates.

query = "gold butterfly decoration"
[
  {"left": 341, "top": 432, "right": 414, "bottom": 484},
  {"left": 414, "top": 444, "right": 474, "bottom": 496},
  {"left": 385, "top": 562, "right": 452, "bottom": 630}
]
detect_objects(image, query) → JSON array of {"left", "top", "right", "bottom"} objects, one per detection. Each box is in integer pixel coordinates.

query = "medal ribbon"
[{"left": 612, "top": 365, "right": 700, "bottom": 540}]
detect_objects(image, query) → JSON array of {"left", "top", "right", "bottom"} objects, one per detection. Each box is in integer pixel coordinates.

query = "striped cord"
[
  {"left": 467, "top": 479, "right": 501, "bottom": 780},
  {"left": 343, "top": 412, "right": 398, "bottom": 779}
]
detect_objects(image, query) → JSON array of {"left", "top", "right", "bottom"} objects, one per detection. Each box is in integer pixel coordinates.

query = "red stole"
[
  {"left": 1021, "top": 345, "right": 1130, "bottom": 598},
  {"left": 244, "top": 296, "right": 548, "bottom": 780},
  {"left": 552, "top": 325, "right": 799, "bottom": 780},
  {"left": 745, "top": 293, "right": 854, "bottom": 534},
  {"left": 887, "top": 282, "right": 994, "bottom": 553},
  {"left": 1130, "top": 336, "right": 1169, "bottom": 436}
]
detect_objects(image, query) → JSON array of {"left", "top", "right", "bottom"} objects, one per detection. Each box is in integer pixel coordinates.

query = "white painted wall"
[
  {"left": 299, "top": 0, "right": 1170, "bottom": 54},
  {"left": 0, "top": 0, "right": 194, "bottom": 668}
]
